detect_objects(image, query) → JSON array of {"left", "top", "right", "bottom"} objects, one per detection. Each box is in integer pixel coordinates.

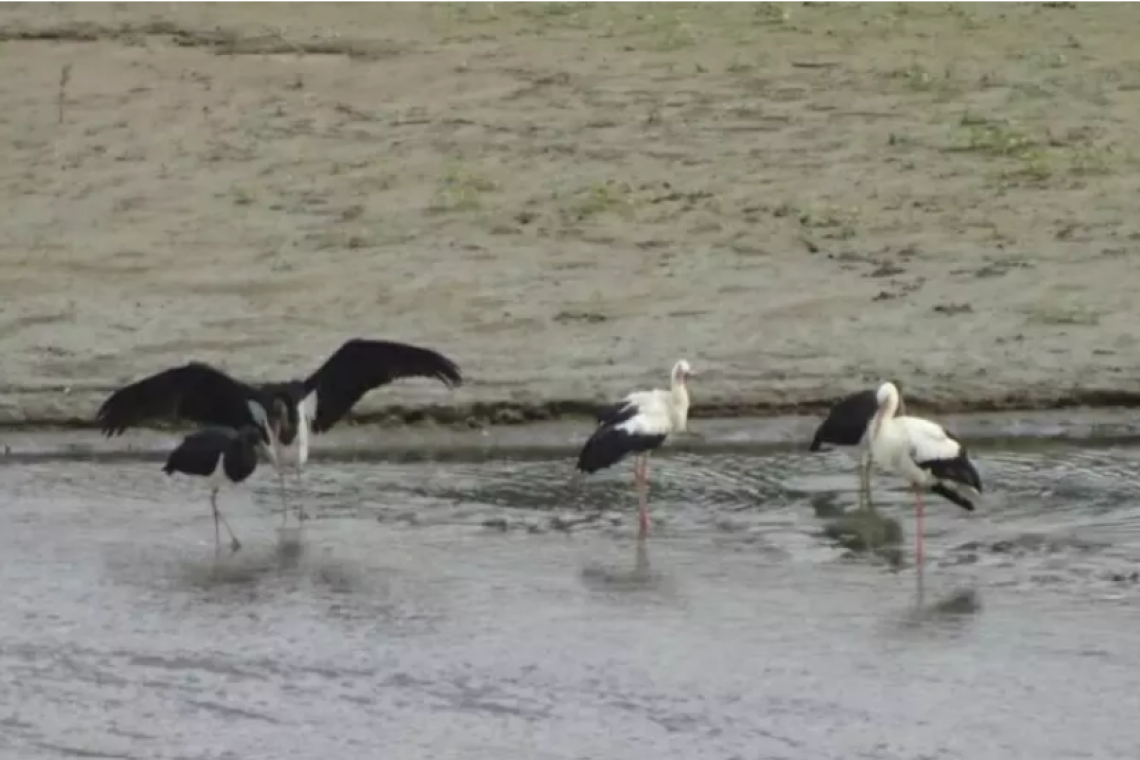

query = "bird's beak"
[{"left": 686, "top": 369, "right": 697, "bottom": 379}]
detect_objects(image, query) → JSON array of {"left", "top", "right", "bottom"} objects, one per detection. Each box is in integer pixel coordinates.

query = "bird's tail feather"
[
  {"left": 930, "top": 483, "right": 976, "bottom": 512},
  {"left": 926, "top": 455, "right": 983, "bottom": 495},
  {"left": 576, "top": 427, "right": 626, "bottom": 474},
  {"left": 952, "top": 456, "right": 983, "bottom": 493}
]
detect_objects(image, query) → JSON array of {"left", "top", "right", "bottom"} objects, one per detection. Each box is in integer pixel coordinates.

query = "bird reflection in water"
[
  {"left": 899, "top": 564, "right": 983, "bottom": 634},
  {"left": 275, "top": 525, "right": 306, "bottom": 569},
  {"left": 579, "top": 537, "right": 663, "bottom": 593}
]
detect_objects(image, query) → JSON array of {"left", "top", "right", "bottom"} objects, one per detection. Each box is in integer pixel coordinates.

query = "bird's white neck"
[
  {"left": 669, "top": 378, "right": 690, "bottom": 432},
  {"left": 882, "top": 391, "right": 900, "bottom": 422},
  {"left": 869, "top": 387, "right": 901, "bottom": 443}
]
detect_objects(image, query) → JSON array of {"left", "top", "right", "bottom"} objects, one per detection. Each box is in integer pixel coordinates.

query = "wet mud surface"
[
  {"left": 4, "top": 4, "right": 1140, "bottom": 753},
  {"left": 4, "top": 438, "right": 1140, "bottom": 759},
  {"left": 0, "top": 4, "right": 1139, "bottom": 427},
  {"left": 8, "top": 405, "right": 1140, "bottom": 465}
]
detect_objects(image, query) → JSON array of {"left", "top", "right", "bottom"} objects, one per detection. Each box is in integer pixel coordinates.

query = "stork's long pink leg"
[
  {"left": 632, "top": 455, "right": 651, "bottom": 538},
  {"left": 637, "top": 483, "right": 650, "bottom": 539}
]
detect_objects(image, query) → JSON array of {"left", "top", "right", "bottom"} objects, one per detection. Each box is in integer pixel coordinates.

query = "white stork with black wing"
[
  {"left": 866, "top": 381, "right": 983, "bottom": 566},
  {"left": 575, "top": 359, "right": 694, "bottom": 539},
  {"left": 97, "top": 338, "right": 463, "bottom": 524},
  {"left": 809, "top": 382, "right": 906, "bottom": 510}
]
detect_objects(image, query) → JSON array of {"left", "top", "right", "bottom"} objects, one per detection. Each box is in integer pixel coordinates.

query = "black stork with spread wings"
[{"left": 97, "top": 338, "right": 463, "bottom": 523}]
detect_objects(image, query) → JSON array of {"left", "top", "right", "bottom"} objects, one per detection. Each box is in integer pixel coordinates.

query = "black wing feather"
[
  {"left": 304, "top": 338, "right": 463, "bottom": 433},
  {"left": 929, "top": 483, "right": 976, "bottom": 512},
  {"left": 97, "top": 362, "right": 261, "bottom": 436},
  {"left": 919, "top": 430, "right": 984, "bottom": 494},
  {"left": 810, "top": 389, "right": 879, "bottom": 451},
  {"left": 594, "top": 400, "right": 638, "bottom": 428}
]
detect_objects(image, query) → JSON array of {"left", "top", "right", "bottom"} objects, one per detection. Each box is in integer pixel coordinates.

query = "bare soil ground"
[{"left": 1, "top": 3, "right": 1139, "bottom": 428}]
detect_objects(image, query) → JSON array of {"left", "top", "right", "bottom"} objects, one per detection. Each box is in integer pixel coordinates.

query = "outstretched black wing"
[
  {"left": 96, "top": 362, "right": 263, "bottom": 437},
  {"left": 303, "top": 338, "right": 463, "bottom": 433},
  {"left": 809, "top": 389, "right": 879, "bottom": 451}
]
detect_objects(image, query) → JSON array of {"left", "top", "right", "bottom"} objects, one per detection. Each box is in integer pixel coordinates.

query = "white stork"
[
  {"left": 97, "top": 338, "right": 463, "bottom": 524},
  {"left": 575, "top": 359, "right": 694, "bottom": 539},
  {"left": 866, "top": 381, "right": 983, "bottom": 565},
  {"left": 161, "top": 425, "right": 269, "bottom": 555},
  {"left": 809, "top": 382, "right": 907, "bottom": 510}
]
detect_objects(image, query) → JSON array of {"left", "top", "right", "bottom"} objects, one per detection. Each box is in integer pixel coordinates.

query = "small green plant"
[
  {"left": 1023, "top": 304, "right": 1101, "bottom": 326},
  {"left": 998, "top": 148, "right": 1054, "bottom": 185},
  {"left": 1068, "top": 143, "right": 1117, "bottom": 176},
  {"left": 889, "top": 63, "right": 935, "bottom": 91},
  {"left": 430, "top": 164, "right": 498, "bottom": 213},
  {"left": 953, "top": 119, "right": 1038, "bottom": 158},
  {"left": 231, "top": 185, "right": 256, "bottom": 206},
  {"left": 568, "top": 180, "right": 635, "bottom": 220},
  {"left": 791, "top": 203, "right": 860, "bottom": 240}
]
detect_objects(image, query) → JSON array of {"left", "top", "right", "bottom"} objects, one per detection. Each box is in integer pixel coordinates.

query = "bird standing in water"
[
  {"left": 97, "top": 338, "right": 463, "bottom": 526},
  {"left": 866, "top": 381, "right": 982, "bottom": 565},
  {"left": 810, "top": 383, "right": 906, "bottom": 511},
  {"left": 162, "top": 425, "right": 270, "bottom": 555},
  {"left": 575, "top": 360, "right": 694, "bottom": 539}
]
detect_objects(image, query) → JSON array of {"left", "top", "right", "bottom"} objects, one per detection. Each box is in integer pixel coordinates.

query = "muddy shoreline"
[
  {"left": 1, "top": 5, "right": 1139, "bottom": 433},
  {"left": 6, "top": 407, "right": 1140, "bottom": 464},
  {"left": 2, "top": 386, "right": 1140, "bottom": 434}
]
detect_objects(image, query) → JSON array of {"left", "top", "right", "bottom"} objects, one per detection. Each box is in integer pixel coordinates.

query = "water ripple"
[{"left": 6, "top": 442, "right": 1140, "bottom": 758}]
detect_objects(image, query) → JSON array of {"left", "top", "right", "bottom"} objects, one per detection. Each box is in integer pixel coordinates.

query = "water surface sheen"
[{"left": 4, "top": 442, "right": 1140, "bottom": 759}]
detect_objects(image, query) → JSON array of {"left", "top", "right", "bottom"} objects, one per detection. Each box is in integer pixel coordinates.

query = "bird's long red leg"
[
  {"left": 914, "top": 487, "right": 925, "bottom": 567},
  {"left": 634, "top": 455, "right": 650, "bottom": 539}
]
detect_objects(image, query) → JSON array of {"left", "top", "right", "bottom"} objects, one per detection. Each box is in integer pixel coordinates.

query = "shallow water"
[{"left": 4, "top": 440, "right": 1140, "bottom": 759}]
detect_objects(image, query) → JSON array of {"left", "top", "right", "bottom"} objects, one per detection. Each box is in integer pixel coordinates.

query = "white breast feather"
[
  {"left": 898, "top": 416, "right": 961, "bottom": 464},
  {"left": 301, "top": 391, "right": 318, "bottom": 424}
]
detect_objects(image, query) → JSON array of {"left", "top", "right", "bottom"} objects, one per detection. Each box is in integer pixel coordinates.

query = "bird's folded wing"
[
  {"left": 900, "top": 416, "right": 959, "bottom": 463},
  {"left": 620, "top": 392, "right": 673, "bottom": 436}
]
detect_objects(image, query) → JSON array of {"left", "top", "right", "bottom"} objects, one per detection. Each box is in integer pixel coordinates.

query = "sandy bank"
[
  {"left": 5, "top": 408, "right": 1140, "bottom": 464},
  {"left": 0, "top": 4, "right": 1138, "bottom": 430}
]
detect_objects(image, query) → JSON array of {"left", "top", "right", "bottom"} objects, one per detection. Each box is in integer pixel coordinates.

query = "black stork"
[
  {"left": 98, "top": 338, "right": 463, "bottom": 524},
  {"left": 162, "top": 425, "right": 269, "bottom": 554}
]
